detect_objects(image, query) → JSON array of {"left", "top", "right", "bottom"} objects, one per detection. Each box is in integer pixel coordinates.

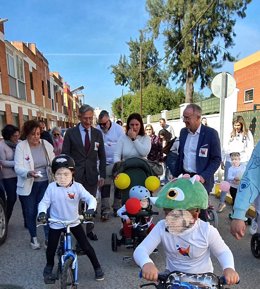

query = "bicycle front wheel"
[{"left": 60, "top": 257, "right": 77, "bottom": 289}]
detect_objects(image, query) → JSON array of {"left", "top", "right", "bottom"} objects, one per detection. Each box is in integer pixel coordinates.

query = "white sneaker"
[
  {"left": 217, "top": 203, "right": 226, "bottom": 213},
  {"left": 30, "top": 237, "right": 40, "bottom": 250},
  {"left": 249, "top": 218, "right": 258, "bottom": 235}
]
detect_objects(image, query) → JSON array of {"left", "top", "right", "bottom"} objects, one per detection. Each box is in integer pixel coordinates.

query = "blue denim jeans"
[
  {"left": 3, "top": 177, "right": 17, "bottom": 222},
  {"left": 19, "top": 180, "right": 49, "bottom": 240}
]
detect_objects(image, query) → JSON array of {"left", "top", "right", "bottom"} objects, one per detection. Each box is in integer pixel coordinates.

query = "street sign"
[{"left": 211, "top": 72, "right": 236, "bottom": 98}]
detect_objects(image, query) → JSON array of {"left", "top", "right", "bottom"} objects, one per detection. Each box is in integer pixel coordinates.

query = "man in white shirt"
[
  {"left": 97, "top": 110, "right": 124, "bottom": 221},
  {"left": 159, "top": 118, "right": 175, "bottom": 138}
]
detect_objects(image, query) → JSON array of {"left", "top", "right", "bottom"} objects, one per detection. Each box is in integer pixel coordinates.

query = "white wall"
[{"left": 145, "top": 89, "right": 238, "bottom": 146}]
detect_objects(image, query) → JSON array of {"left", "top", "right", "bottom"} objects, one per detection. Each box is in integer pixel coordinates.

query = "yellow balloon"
[
  {"left": 145, "top": 176, "right": 160, "bottom": 191},
  {"left": 114, "top": 173, "right": 131, "bottom": 189}
]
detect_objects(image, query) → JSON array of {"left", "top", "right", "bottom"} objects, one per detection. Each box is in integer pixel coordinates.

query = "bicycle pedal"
[{"left": 123, "top": 256, "right": 133, "bottom": 262}]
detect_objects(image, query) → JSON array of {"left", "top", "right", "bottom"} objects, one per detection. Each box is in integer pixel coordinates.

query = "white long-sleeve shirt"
[
  {"left": 114, "top": 134, "right": 151, "bottom": 163},
  {"left": 38, "top": 181, "right": 97, "bottom": 229},
  {"left": 227, "top": 165, "right": 246, "bottom": 189},
  {"left": 222, "top": 131, "right": 254, "bottom": 163},
  {"left": 134, "top": 219, "right": 234, "bottom": 274}
]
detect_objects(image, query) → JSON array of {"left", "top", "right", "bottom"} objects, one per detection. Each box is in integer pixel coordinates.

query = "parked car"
[{"left": 0, "top": 180, "right": 7, "bottom": 246}]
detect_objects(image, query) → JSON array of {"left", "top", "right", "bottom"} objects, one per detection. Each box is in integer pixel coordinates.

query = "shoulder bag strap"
[{"left": 41, "top": 140, "right": 51, "bottom": 166}]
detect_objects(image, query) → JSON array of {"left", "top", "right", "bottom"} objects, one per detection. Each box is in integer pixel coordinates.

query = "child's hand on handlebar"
[
  {"left": 37, "top": 212, "right": 47, "bottom": 224},
  {"left": 84, "top": 209, "right": 95, "bottom": 220},
  {"left": 223, "top": 268, "right": 240, "bottom": 285},
  {"left": 141, "top": 262, "right": 159, "bottom": 281}
]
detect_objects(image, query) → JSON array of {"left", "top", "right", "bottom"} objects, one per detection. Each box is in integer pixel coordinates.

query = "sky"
[{"left": 1, "top": 0, "right": 260, "bottom": 112}]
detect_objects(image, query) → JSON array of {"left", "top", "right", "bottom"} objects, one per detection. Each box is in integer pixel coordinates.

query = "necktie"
[{"left": 84, "top": 129, "right": 90, "bottom": 154}]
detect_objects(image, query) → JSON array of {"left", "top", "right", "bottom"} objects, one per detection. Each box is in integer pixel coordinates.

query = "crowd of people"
[{"left": 0, "top": 103, "right": 258, "bottom": 286}]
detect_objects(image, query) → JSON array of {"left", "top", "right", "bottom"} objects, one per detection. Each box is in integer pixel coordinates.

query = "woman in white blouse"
[{"left": 114, "top": 113, "right": 151, "bottom": 162}]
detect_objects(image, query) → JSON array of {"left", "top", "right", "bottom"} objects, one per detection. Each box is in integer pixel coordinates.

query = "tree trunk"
[{"left": 185, "top": 67, "right": 194, "bottom": 103}]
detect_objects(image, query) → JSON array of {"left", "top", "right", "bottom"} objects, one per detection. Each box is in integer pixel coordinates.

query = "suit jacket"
[
  {"left": 62, "top": 124, "right": 106, "bottom": 186},
  {"left": 14, "top": 139, "right": 55, "bottom": 196},
  {"left": 173, "top": 125, "right": 221, "bottom": 193}
]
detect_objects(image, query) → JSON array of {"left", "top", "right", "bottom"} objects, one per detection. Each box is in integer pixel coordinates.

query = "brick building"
[
  {"left": 234, "top": 51, "right": 260, "bottom": 112},
  {"left": 0, "top": 18, "right": 82, "bottom": 134}
]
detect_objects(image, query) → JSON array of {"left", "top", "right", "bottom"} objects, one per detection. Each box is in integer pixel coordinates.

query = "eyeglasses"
[
  {"left": 53, "top": 133, "right": 60, "bottom": 136},
  {"left": 99, "top": 120, "right": 109, "bottom": 127}
]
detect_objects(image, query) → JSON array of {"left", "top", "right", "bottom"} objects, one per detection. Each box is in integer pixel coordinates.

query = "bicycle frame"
[
  {"left": 39, "top": 217, "right": 93, "bottom": 288},
  {"left": 47, "top": 217, "right": 80, "bottom": 286}
]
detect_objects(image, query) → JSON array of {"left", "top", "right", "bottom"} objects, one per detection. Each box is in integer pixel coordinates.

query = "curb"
[{"left": 213, "top": 184, "right": 256, "bottom": 218}]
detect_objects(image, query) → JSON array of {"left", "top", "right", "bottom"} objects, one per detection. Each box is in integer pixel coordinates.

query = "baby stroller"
[
  {"left": 112, "top": 157, "right": 154, "bottom": 207},
  {"left": 111, "top": 206, "right": 158, "bottom": 253},
  {"left": 111, "top": 185, "right": 158, "bottom": 259}
]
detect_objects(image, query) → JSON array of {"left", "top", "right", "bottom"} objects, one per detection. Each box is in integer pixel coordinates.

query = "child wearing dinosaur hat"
[{"left": 133, "top": 175, "right": 239, "bottom": 286}]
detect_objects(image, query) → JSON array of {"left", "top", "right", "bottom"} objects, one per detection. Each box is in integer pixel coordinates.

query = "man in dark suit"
[
  {"left": 173, "top": 104, "right": 221, "bottom": 220},
  {"left": 62, "top": 104, "right": 106, "bottom": 240}
]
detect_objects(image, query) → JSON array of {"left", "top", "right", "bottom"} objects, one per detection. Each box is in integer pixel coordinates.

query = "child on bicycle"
[
  {"left": 133, "top": 175, "right": 239, "bottom": 285},
  {"left": 37, "top": 154, "right": 104, "bottom": 283},
  {"left": 117, "top": 185, "right": 155, "bottom": 245}
]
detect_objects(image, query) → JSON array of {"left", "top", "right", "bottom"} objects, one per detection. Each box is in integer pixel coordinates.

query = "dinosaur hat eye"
[{"left": 167, "top": 187, "right": 185, "bottom": 201}]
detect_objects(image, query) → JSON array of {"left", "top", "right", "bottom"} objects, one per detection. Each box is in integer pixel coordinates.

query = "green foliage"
[
  {"left": 111, "top": 84, "right": 186, "bottom": 119},
  {"left": 146, "top": 0, "right": 252, "bottom": 103},
  {"left": 111, "top": 32, "right": 168, "bottom": 92}
]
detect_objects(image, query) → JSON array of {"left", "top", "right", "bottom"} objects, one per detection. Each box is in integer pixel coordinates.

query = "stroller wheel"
[
  {"left": 206, "top": 208, "right": 218, "bottom": 228},
  {"left": 112, "top": 233, "right": 118, "bottom": 252},
  {"left": 251, "top": 233, "right": 260, "bottom": 258}
]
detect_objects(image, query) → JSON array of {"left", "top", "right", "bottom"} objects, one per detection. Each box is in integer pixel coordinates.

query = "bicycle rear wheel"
[{"left": 60, "top": 257, "right": 77, "bottom": 289}]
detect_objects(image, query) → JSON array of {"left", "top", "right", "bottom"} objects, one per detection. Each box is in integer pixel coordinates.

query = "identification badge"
[
  {"left": 199, "top": 147, "right": 208, "bottom": 157},
  {"left": 94, "top": 142, "right": 99, "bottom": 151}
]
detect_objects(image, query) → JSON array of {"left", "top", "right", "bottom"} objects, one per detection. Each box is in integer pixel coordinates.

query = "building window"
[
  {"left": 47, "top": 80, "right": 51, "bottom": 99},
  {"left": 6, "top": 52, "right": 26, "bottom": 99},
  {"left": 30, "top": 72, "right": 34, "bottom": 90},
  {"left": 42, "top": 80, "right": 45, "bottom": 96},
  {"left": 244, "top": 89, "right": 254, "bottom": 103},
  {"left": 12, "top": 113, "right": 19, "bottom": 127},
  {"left": 0, "top": 111, "right": 6, "bottom": 134}
]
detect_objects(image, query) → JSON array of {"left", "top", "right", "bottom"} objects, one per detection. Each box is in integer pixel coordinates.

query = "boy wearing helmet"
[
  {"left": 133, "top": 175, "right": 239, "bottom": 286},
  {"left": 117, "top": 185, "right": 154, "bottom": 244},
  {"left": 37, "top": 154, "right": 104, "bottom": 283}
]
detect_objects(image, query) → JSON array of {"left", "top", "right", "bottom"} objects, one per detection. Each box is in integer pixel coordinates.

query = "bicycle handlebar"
[
  {"left": 139, "top": 271, "right": 239, "bottom": 288},
  {"left": 37, "top": 215, "right": 94, "bottom": 227},
  {"left": 122, "top": 210, "right": 159, "bottom": 217}
]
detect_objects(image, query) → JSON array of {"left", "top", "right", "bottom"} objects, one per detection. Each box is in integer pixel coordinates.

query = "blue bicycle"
[{"left": 39, "top": 216, "right": 93, "bottom": 289}]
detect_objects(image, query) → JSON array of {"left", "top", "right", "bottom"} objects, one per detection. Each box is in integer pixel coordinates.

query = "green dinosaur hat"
[{"left": 151, "top": 175, "right": 208, "bottom": 210}]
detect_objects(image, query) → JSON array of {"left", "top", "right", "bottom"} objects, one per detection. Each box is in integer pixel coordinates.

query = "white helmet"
[{"left": 129, "top": 185, "right": 151, "bottom": 200}]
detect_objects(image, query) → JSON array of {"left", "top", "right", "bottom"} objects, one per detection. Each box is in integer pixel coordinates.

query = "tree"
[
  {"left": 111, "top": 84, "right": 186, "bottom": 119},
  {"left": 111, "top": 31, "right": 168, "bottom": 92},
  {"left": 146, "top": 0, "right": 252, "bottom": 103}
]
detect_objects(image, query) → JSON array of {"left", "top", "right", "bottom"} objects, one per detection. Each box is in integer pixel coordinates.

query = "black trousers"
[
  {"left": 46, "top": 224, "right": 100, "bottom": 270},
  {"left": 230, "top": 186, "right": 238, "bottom": 206}
]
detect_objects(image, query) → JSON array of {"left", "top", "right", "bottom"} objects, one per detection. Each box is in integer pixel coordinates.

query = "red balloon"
[{"left": 125, "top": 198, "right": 141, "bottom": 215}]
